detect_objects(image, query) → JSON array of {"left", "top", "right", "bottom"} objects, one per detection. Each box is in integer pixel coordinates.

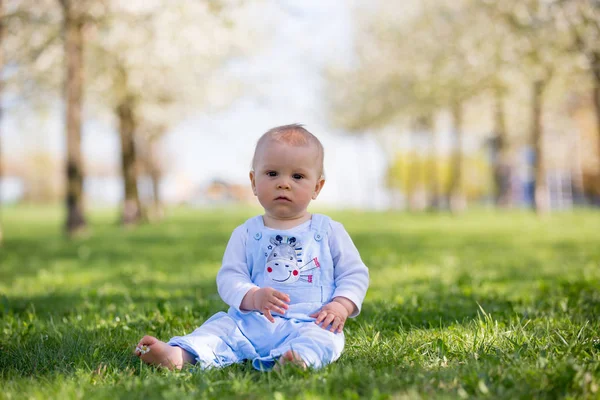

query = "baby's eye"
[
  {"left": 292, "top": 173, "right": 304, "bottom": 180},
  {"left": 267, "top": 171, "right": 277, "bottom": 177}
]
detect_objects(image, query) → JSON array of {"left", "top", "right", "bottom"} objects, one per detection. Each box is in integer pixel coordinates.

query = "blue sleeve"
[
  {"left": 216, "top": 225, "right": 259, "bottom": 312},
  {"left": 329, "top": 221, "right": 370, "bottom": 317}
]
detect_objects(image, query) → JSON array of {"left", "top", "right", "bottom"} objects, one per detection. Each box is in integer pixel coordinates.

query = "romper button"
[
  {"left": 315, "top": 234, "right": 322, "bottom": 241},
  {"left": 254, "top": 232, "right": 262, "bottom": 240}
]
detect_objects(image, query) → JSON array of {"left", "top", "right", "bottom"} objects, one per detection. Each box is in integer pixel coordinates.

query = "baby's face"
[{"left": 250, "top": 140, "right": 324, "bottom": 223}]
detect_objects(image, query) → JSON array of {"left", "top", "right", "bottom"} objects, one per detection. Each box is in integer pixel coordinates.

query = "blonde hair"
[{"left": 252, "top": 124, "right": 325, "bottom": 177}]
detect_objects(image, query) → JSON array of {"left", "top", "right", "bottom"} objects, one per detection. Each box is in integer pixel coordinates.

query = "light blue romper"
[{"left": 168, "top": 214, "right": 345, "bottom": 370}]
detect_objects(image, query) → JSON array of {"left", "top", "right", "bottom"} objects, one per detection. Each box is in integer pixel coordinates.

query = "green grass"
[{"left": 1, "top": 206, "right": 599, "bottom": 399}]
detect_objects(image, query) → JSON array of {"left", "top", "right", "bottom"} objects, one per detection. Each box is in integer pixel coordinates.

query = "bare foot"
[
  {"left": 134, "top": 335, "right": 193, "bottom": 370},
  {"left": 274, "top": 350, "right": 307, "bottom": 371}
]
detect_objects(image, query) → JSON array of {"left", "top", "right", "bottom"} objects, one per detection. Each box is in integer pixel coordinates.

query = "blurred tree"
[
  {"left": 491, "top": 87, "right": 512, "bottom": 207},
  {"left": 326, "top": 2, "right": 441, "bottom": 211},
  {"left": 558, "top": 0, "right": 600, "bottom": 197},
  {"left": 21, "top": 151, "right": 62, "bottom": 202},
  {"left": 6, "top": 0, "right": 258, "bottom": 230},
  {"left": 2, "top": 0, "right": 63, "bottom": 239},
  {"left": 136, "top": 121, "right": 167, "bottom": 221},
  {"left": 413, "top": 115, "right": 439, "bottom": 211},
  {"left": 328, "top": 0, "right": 493, "bottom": 212},
  {"left": 416, "top": 0, "right": 492, "bottom": 213},
  {"left": 482, "top": 0, "right": 573, "bottom": 213},
  {"left": 9, "top": 0, "right": 109, "bottom": 235},
  {"left": 86, "top": 0, "right": 252, "bottom": 225},
  {"left": 4, "top": 0, "right": 112, "bottom": 235},
  {"left": 463, "top": 0, "right": 516, "bottom": 207},
  {"left": 387, "top": 150, "right": 492, "bottom": 204},
  {"left": 58, "top": 0, "right": 92, "bottom": 235}
]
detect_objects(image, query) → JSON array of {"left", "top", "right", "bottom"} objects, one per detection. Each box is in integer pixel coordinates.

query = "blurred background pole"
[
  {"left": 492, "top": 86, "right": 511, "bottom": 207},
  {"left": 59, "top": 0, "right": 87, "bottom": 236}
]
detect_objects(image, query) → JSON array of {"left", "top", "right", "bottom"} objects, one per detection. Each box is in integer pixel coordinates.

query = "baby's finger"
[
  {"left": 268, "top": 303, "right": 287, "bottom": 315},
  {"left": 271, "top": 298, "right": 289, "bottom": 310},
  {"left": 336, "top": 322, "right": 344, "bottom": 334},
  {"left": 314, "top": 310, "right": 327, "bottom": 325},
  {"left": 329, "top": 317, "right": 342, "bottom": 332},
  {"left": 273, "top": 291, "right": 290, "bottom": 303},
  {"left": 322, "top": 314, "right": 336, "bottom": 330},
  {"left": 263, "top": 309, "right": 275, "bottom": 323}
]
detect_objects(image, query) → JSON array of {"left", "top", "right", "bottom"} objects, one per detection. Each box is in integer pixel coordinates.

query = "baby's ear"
[
  {"left": 249, "top": 171, "right": 257, "bottom": 195},
  {"left": 312, "top": 178, "right": 325, "bottom": 200}
]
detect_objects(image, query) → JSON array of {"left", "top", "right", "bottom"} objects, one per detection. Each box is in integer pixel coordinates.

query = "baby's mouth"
[{"left": 275, "top": 196, "right": 291, "bottom": 202}]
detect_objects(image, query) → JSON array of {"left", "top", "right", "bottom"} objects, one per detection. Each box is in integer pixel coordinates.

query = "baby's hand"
[
  {"left": 252, "top": 287, "right": 290, "bottom": 323},
  {"left": 309, "top": 301, "right": 349, "bottom": 333}
]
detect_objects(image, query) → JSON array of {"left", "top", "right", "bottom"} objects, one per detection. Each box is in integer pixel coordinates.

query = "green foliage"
[
  {"left": 386, "top": 150, "right": 493, "bottom": 199},
  {"left": 1, "top": 206, "right": 600, "bottom": 399}
]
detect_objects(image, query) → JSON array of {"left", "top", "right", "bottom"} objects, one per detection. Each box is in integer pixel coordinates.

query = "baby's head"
[
  {"left": 250, "top": 124, "right": 326, "bottom": 224},
  {"left": 251, "top": 124, "right": 324, "bottom": 179}
]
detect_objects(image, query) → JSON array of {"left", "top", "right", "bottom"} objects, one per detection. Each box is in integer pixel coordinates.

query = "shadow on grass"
[
  {"left": 358, "top": 278, "right": 600, "bottom": 333},
  {"left": 358, "top": 289, "right": 515, "bottom": 332},
  {"left": 1, "top": 276, "right": 224, "bottom": 318},
  {"left": 0, "top": 230, "right": 232, "bottom": 286}
]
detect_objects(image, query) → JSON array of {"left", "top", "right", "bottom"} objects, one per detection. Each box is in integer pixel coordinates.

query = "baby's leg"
[
  {"left": 277, "top": 321, "right": 345, "bottom": 370},
  {"left": 134, "top": 335, "right": 195, "bottom": 370}
]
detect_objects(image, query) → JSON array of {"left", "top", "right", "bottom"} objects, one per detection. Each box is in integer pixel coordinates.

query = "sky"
[{"left": 4, "top": 0, "right": 391, "bottom": 209}]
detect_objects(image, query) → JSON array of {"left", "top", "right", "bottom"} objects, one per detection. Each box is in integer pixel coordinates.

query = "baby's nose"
[{"left": 277, "top": 179, "right": 291, "bottom": 189}]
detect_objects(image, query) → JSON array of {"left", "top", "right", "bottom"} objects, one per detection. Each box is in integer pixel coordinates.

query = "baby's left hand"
[{"left": 309, "top": 301, "right": 349, "bottom": 333}]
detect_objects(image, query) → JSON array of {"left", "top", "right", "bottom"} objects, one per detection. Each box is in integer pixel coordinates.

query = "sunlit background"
[{"left": 2, "top": 0, "right": 599, "bottom": 234}]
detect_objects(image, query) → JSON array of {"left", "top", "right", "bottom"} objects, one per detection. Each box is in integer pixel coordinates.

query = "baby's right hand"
[{"left": 252, "top": 287, "right": 290, "bottom": 323}]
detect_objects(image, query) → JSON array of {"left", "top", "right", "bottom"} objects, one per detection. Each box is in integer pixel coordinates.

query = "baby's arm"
[
  {"left": 329, "top": 221, "right": 369, "bottom": 318},
  {"left": 217, "top": 225, "right": 290, "bottom": 323},
  {"left": 311, "top": 221, "right": 369, "bottom": 332},
  {"left": 216, "top": 226, "right": 262, "bottom": 312}
]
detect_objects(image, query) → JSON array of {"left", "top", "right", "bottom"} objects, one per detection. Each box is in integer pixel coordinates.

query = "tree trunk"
[
  {"left": 146, "top": 136, "right": 164, "bottom": 221},
  {"left": 532, "top": 79, "right": 550, "bottom": 214},
  {"left": 62, "top": 1, "right": 87, "bottom": 236},
  {"left": 117, "top": 97, "right": 142, "bottom": 226},
  {"left": 449, "top": 102, "right": 466, "bottom": 213},
  {"left": 422, "top": 115, "right": 443, "bottom": 211},
  {"left": 408, "top": 116, "right": 435, "bottom": 212},
  {"left": 492, "top": 88, "right": 512, "bottom": 208}
]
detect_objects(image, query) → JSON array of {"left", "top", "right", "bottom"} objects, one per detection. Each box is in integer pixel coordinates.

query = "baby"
[{"left": 135, "top": 124, "right": 369, "bottom": 370}]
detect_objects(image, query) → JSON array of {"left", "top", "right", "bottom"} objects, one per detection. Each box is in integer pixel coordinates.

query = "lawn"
[{"left": 1, "top": 206, "right": 599, "bottom": 399}]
